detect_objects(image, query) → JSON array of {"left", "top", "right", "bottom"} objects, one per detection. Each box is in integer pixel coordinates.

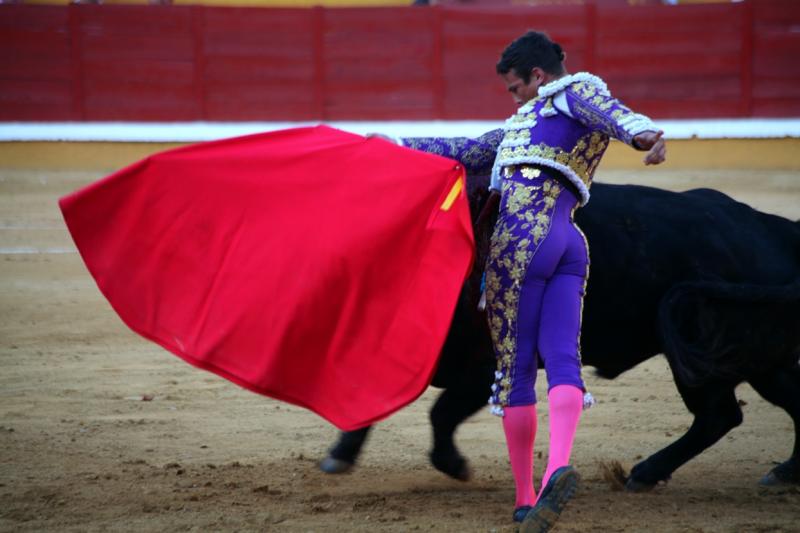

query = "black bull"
[{"left": 321, "top": 179, "right": 800, "bottom": 490}]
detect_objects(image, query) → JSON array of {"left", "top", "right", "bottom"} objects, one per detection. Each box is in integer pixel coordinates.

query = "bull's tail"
[{"left": 658, "top": 279, "right": 800, "bottom": 387}]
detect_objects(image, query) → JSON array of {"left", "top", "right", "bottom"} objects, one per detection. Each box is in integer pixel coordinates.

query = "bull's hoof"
[
  {"left": 759, "top": 459, "right": 800, "bottom": 487},
  {"left": 624, "top": 478, "right": 657, "bottom": 493},
  {"left": 319, "top": 457, "right": 354, "bottom": 475},
  {"left": 430, "top": 450, "right": 472, "bottom": 482},
  {"left": 760, "top": 472, "right": 787, "bottom": 487},
  {"left": 626, "top": 461, "right": 665, "bottom": 492}
]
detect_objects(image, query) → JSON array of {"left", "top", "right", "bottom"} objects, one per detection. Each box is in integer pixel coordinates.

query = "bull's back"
[
  {"left": 581, "top": 184, "right": 799, "bottom": 284},
  {"left": 574, "top": 183, "right": 800, "bottom": 377}
]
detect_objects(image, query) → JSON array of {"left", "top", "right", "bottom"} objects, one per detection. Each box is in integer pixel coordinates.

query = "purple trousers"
[{"left": 486, "top": 166, "right": 589, "bottom": 414}]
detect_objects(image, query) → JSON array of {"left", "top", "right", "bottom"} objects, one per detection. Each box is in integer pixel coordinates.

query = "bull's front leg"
[
  {"left": 319, "top": 426, "right": 372, "bottom": 474},
  {"left": 429, "top": 364, "right": 494, "bottom": 481},
  {"left": 626, "top": 381, "right": 743, "bottom": 491}
]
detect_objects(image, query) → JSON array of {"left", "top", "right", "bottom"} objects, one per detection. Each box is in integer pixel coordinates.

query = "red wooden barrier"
[
  {"left": 595, "top": 2, "right": 748, "bottom": 118},
  {"left": 78, "top": 5, "right": 199, "bottom": 121},
  {"left": 752, "top": 0, "right": 800, "bottom": 117},
  {"left": 0, "top": 1, "right": 798, "bottom": 122},
  {"left": 322, "top": 7, "right": 439, "bottom": 120},
  {"left": 0, "top": 6, "right": 74, "bottom": 121},
  {"left": 200, "top": 7, "right": 318, "bottom": 121}
]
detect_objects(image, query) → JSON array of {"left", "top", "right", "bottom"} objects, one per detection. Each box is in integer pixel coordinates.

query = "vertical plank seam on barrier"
[
  {"left": 740, "top": 0, "right": 754, "bottom": 117},
  {"left": 312, "top": 6, "right": 326, "bottom": 121},
  {"left": 432, "top": 6, "right": 445, "bottom": 120},
  {"left": 192, "top": 6, "right": 208, "bottom": 120},
  {"left": 584, "top": 0, "right": 596, "bottom": 73},
  {"left": 68, "top": 4, "right": 86, "bottom": 120}
]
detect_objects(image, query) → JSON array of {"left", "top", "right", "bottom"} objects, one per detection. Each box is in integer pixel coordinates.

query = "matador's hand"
[
  {"left": 633, "top": 130, "right": 666, "bottom": 166},
  {"left": 366, "top": 133, "right": 400, "bottom": 145}
]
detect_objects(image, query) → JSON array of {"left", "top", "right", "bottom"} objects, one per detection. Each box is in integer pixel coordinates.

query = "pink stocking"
[
  {"left": 539, "top": 385, "right": 582, "bottom": 496},
  {"left": 502, "top": 404, "right": 538, "bottom": 507}
]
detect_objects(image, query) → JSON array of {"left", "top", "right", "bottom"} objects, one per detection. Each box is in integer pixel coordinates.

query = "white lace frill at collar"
[{"left": 516, "top": 72, "right": 610, "bottom": 114}]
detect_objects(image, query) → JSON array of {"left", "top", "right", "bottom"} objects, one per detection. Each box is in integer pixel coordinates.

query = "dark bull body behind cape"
[{"left": 323, "top": 177, "right": 800, "bottom": 490}]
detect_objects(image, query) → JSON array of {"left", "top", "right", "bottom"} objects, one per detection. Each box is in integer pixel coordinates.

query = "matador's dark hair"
[{"left": 496, "top": 31, "right": 566, "bottom": 83}]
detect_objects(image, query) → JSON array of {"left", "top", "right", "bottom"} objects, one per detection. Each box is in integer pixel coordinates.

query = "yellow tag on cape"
[{"left": 440, "top": 177, "right": 464, "bottom": 212}]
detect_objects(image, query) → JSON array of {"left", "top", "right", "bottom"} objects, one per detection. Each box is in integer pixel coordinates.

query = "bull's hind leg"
[
  {"left": 749, "top": 365, "right": 800, "bottom": 486},
  {"left": 429, "top": 369, "right": 493, "bottom": 481},
  {"left": 319, "top": 426, "right": 372, "bottom": 474},
  {"left": 627, "top": 381, "right": 743, "bottom": 491}
]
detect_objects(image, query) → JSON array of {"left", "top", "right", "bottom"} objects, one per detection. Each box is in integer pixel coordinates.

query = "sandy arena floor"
[{"left": 1, "top": 165, "right": 799, "bottom": 532}]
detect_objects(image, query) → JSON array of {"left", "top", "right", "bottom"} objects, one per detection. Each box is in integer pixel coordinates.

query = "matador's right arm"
[{"left": 399, "top": 129, "right": 503, "bottom": 176}]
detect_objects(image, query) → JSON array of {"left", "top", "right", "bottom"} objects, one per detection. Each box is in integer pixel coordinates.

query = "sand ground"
[{"left": 1, "top": 165, "right": 799, "bottom": 532}]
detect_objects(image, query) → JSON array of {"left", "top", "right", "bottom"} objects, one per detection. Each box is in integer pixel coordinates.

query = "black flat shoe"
[
  {"left": 519, "top": 466, "right": 579, "bottom": 533},
  {"left": 512, "top": 505, "right": 533, "bottom": 523}
]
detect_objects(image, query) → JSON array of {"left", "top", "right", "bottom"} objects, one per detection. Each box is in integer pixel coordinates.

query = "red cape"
[{"left": 59, "top": 126, "right": 474, "bottom": 431}]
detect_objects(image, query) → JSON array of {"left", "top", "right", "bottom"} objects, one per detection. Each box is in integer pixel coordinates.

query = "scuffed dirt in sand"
[{"left": 1, "top": 168, "right": 799, "bottom": 532}]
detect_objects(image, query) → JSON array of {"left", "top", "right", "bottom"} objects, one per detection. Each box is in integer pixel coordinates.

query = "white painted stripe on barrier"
[{"left": 0, "top": 119, "right": 799, "bottom": 142}]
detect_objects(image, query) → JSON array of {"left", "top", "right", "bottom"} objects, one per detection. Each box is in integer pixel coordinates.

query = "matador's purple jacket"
[
  {"left": 401, "top": 73, "right": 658, "bottom": 414},
  {"left": 401, "top": 72, "right": 657, "bottom": 203}
]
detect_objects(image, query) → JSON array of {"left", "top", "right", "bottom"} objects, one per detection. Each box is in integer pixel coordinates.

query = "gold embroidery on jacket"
[
  {"left": 504, "top": 129, "right": 531, "bottom": 142},
  {"left": 402, "top": 130, "right": 503, "bottom": 175},
  {"left": 520, "top": 167, "right": 541, "bottom": 179}
]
